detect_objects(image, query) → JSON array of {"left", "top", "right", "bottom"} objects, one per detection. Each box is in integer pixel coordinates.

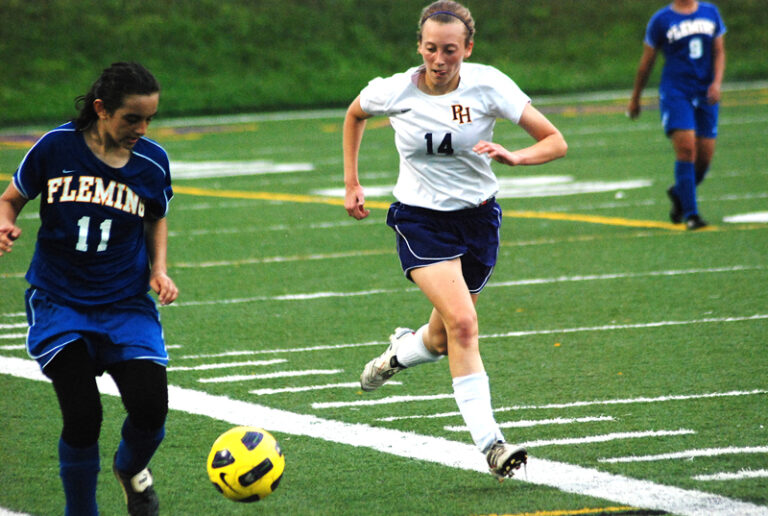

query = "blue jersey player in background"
[
  {"left": 0, "top": 62, "right": 178, "bottom": 516},
  {"left": 628, "top": 0, "right": 726, "bottom": 230}
]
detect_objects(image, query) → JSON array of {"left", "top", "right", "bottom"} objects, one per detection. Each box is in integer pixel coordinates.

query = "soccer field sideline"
[{"left": 1, "top": 356, "right": 767, "bottom": 516}]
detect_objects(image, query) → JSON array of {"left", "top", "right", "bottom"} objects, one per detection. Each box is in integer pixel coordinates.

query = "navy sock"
[
  {"left": 115, "top": 417, "right": 165, "bottom": 476},
  {"left": 59, "top": 438, "right": 99, "bottom": 516},
  {"left": 695, "top": 165, "right": 709, "bottom": 186},
  {"left": 674, "top": 161, "right": 697, "bottom": 218}
]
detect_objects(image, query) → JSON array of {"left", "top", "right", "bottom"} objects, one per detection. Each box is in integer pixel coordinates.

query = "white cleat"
[
  {"left": 359, "top": 327, "right": 413, "bottom": 392},
  {"left": 486, "top": 441, "right": 527, "bottom": 482}
]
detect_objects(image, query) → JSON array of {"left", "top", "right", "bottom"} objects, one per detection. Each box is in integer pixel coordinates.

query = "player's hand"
[
  {"left": 473, "top": 141, "right": 520, "bottom": 166},
  {"left": 707, "top": 83, "right": 721, "bottom": 105},
  {"left": 627, "top": 99, "right": 641, "bottom": 120},
  {"left": 0, "top": 224, "right": 21, "bottom": 256},
  {"left": 150, "top": 272, "right": 178, "bottom": 305},
  {"left": 345, "top": 184, "right": 370, "bottom": 220}
]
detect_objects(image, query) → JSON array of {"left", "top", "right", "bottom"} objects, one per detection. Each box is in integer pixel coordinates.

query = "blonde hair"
[{"left": 418, "top": 1, "right": 475, "bottom": 45}]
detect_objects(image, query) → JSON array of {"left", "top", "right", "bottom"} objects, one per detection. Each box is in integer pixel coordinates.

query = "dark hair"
[
  {"left": 73, "top": 62, "right": 160, "bottom": 131},
  {"left": 418, "top": 1, "right": 475, "bottom": 45}
]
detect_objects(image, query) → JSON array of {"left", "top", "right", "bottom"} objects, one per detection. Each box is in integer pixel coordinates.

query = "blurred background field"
[
  {"left": 1, "top": 0, "right": 767, "bottom": 126},
  {"left": 1, "top": 1, "right": 767, "bottom": 515}
]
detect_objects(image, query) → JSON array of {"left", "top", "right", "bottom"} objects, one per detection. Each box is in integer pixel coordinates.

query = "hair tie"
[{"left": 423, "top": 10, "right": 473, "bottom": 34}]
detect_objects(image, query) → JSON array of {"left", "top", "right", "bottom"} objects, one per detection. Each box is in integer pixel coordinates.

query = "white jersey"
[{"left": 360, "top": 62, "right": 530, "bottom": 211}]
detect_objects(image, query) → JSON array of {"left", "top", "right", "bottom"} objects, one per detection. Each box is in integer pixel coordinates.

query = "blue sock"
[
  {"left": 115, "top": 417, "right": 165, "bottom": 475},
  {"left": 59, "top": 438, "right": 99, "bottom": 516},
  {"left": 674, "top": 161, "right": 697, "bottom": 218}
]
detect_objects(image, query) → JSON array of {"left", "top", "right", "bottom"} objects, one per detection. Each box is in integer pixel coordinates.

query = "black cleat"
[
  {"left": 113, "top": 455, "right": 159, "bottom": 516},
  {"left": 667, "top": 187, "right": 683, "bottom": 223},
  {"left": 486, "top": 441, "right": 527, "bottom": 482},
  {"left": 686, "top": 214, "right": 708, "bottom": 230}
]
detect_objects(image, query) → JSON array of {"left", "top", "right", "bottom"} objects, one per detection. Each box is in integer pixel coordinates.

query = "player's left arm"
[
  {"left": 145, "top": 216, "right": 178, "bottom": 305},
  {"left": 0, "top": 182, "right": 28, "bottom": 257},
  {"left": 708, "top": 35, "right": 726, "bottom": 105},
  {"left": 473, "top": 104, "right": 567, "bottom": 166}
]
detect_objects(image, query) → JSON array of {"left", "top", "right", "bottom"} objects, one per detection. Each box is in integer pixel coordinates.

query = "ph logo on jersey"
[{"left": 451, "top": 104, "right": 472, "bottom": 124}]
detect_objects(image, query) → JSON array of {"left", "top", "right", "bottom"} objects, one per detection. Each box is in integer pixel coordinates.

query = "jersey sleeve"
[
  {"left": 146, "top": 146, "right": 173, "bottom": 220},
  {"left": 484, "top": 66, "right": 531, "bottom": 124},
  {"left": 713, "top": 5, "right": 727, "bottom": 38},
  {"left": 12, "top": 135, "right": 51, "bottom": 200},
  {"left": 359, "top": 72, "right": 412, "bottom": 117},
  {"left": 644, "top": 10, "right": 666, "bottom": 49}
]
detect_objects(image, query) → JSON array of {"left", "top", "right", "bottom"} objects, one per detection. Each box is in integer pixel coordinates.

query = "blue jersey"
[
  {"left": 13, "top": 122, "right": 173, "bottom": 306},
  {"left": 645, "top": 2, "right": 726, "bottom": 96}
]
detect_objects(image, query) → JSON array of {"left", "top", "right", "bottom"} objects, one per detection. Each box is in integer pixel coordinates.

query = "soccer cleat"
[
  {"left": 486, "top": 441, "right": 527, "bottom": 482},
  {"left": 666, "top": 186, "right": 683, "bottom": 224},
  {"left": 686, "top": 214, "right": 708, "bottom": 230},
  {"left": 113, "top": 455, "right": 159, "bottom": 516},
  {"left": 359, "top": 327, "right": 412, "bottom": 391}
]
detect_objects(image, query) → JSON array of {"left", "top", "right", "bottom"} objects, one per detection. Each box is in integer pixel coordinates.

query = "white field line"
[
  {"left": 177, "top": 340, "right": 386, "bottom": 360},
  {"left": 166, "top": 358, "right": 286, "bottom": 372},
  {"left": 313, "top": 394, "right": 456, "bottom": 409},
  {"left": 174, "top": 314, "right": 768, "bottom": 362},
  {"left": 0, "top": 333, "right": 26, "bottom": 340},
  {"left": 167, "top": 218, "right": 378, "bottom": 237},
  {"left": 174, "top": 249, "right": 389, "bottom": 269},
  {"left": 0, "top": 273, "right": 25, "bottom": 279},
  {"left": 0, "top": 345, "right": 25, "bottom": 351},
  {"left": 482, "top": 314, "right": 768, "bottom": 340},
  {"left": 521, "top": 429, "right": 696, "bottom": 449},
  {"left": 0, "top": 312, "right": 26, "bottom": 318},
  {"left": 377, "top": 389, "right": 768, "bottom": 422},
  {"left": 198, "top": 368, "right": 343, "bottom": 384},
  {"left": 166, "top": 265, "right": 764, "bottom": 304},
  {"left": 694, "top": 469, "right": 768, "bottom": 481},
  {"left": 0, "top": 323, "right": 26, "bottom": 330},
  {"left": 2, "top": 356, "right": 765, "bottom": 516},
  {"left": 445, "top": 416, "right": 615, "bottom": 432},
  {"left": 250, "top": 381, "right": 402, "bottom": 396},
  {"left": 600, "top": 446, "right": 768, "bottom": 464},
  {"left": 0, "top": 508, "right": 30, "bottom": 515}
]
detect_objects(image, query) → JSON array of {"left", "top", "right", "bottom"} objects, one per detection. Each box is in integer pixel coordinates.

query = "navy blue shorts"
[
  {"left": 660, "top": 91, "right": 719, "bottom": 138},
  {"left": 24, "top": 288, "right": 168, "bottom": 372},
  {"left": 386, "top": 200, "right": 502, "bottom": 294}
]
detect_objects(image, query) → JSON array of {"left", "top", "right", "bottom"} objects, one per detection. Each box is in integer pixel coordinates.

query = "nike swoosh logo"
[{"left": 62, "top": 169, "right": 76, "bottom": 174}]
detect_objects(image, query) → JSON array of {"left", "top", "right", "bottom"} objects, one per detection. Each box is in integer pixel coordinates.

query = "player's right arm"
[
  {"left": 0, "top": 182, "right": 27, "bottom": 256},
  {"left": 628, "top": 43, "right": 657, "bottom": 119},
  {"left": 343, "top": 95, "right": 373, "bottom": 220}
]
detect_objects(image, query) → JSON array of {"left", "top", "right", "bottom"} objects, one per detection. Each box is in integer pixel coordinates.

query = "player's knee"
[
  {"left": 125, "top": 393, "right": 168, "bottom": 431},
  {"left": 445, "top": 312, "right": 479, "bottom": 346},
  {"left": 61, "top": 404, "right": 103, "bottom": 448}
]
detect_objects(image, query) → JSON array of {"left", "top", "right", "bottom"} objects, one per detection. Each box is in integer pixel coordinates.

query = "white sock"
[
  {"left": 395, "top": 324, "right": 443, "bottom": 368},
  {"left": 453, "top": 372, "right": 504, "bottom": 453}
]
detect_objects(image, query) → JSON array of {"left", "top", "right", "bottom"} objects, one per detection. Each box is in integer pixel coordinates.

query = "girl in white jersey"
[{"left": 343, "top": 1, "right": 567, "bottom": 480}]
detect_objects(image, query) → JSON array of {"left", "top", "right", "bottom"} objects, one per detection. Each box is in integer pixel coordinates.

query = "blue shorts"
[
  {"left": 24, "top": 288, "right": 168, "bottom": 373},
  {"left": 660, "top": 90, "right": 719, "bottom": 138},
  {"left": 386, "top": 200, "right": 502, "bottom": 294}
]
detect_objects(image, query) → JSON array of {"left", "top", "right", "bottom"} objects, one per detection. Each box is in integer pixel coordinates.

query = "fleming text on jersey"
[{"left": 46, "top": 175, "right": 146, "bottom": 217}]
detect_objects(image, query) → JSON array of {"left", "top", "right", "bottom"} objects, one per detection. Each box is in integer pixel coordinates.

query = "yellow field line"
[
  {"left": 174, "top": 185, "right": 690, "bottom": 231},
  {"left": 481, "top": 506, "right": 640, "bottom": 516},
  {"left": 503, "top": 209, "right": 691, "bottom": 231},
  {"left": 0, "top": 180, "right": 703, "bottom": 231}
]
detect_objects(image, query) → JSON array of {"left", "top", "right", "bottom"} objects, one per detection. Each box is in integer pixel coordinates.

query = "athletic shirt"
[
  {"left": 645, "top": 2, "right": 726, "bottom": 96},
  {"left": 360, "top": 62, "right": 530, "bottom": 211},
  {"left": 12, "top": 122, "right": 173, "bottom": 305}
]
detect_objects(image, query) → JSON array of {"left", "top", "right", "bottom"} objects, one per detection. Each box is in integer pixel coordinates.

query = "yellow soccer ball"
[{"left": 206, "top": 426, "right": 285, "bottom": 502}]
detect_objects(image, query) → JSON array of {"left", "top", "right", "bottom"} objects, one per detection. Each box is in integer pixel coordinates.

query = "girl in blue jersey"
[
  {"left": 628, "top": 0, "right": 726, "bottom": 230},
  {"left": 343, "top": 1, "right": 566, "bottom": 481},
  {"left": 0, "top": 62, "right": 177, "bottom": 516}
]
